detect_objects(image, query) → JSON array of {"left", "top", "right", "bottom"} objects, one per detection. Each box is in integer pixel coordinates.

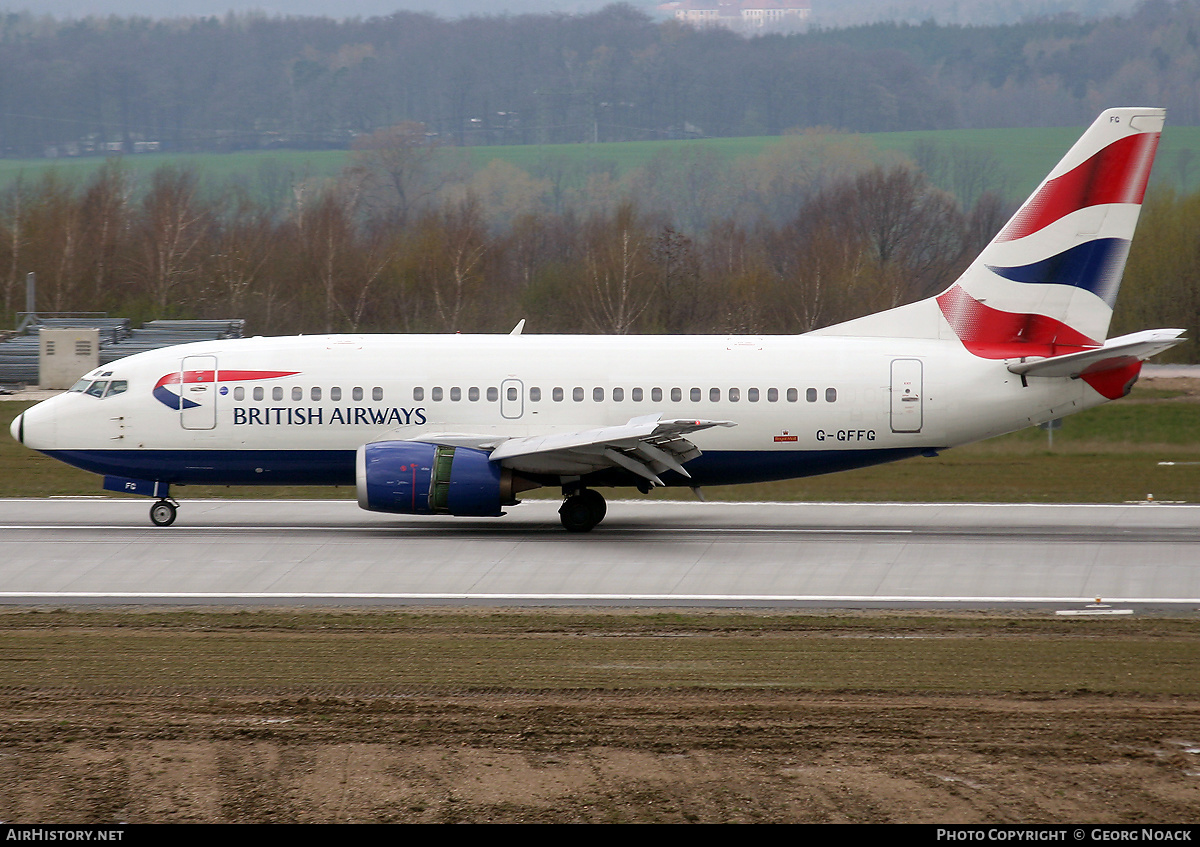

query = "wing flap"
[{"left": 488, "top": 414, "right": 735, "bottom": 480}]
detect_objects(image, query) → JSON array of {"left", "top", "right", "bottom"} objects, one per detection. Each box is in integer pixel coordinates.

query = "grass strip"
[{"left": 1, "top": 610, "right": 1198, "bottom": 696}]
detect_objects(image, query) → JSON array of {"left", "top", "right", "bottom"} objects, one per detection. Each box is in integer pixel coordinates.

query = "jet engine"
[{"left": 356, "top": 441, "right": 529, "bottom": 516}]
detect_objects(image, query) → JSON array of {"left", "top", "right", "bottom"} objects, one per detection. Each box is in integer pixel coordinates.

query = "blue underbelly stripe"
[{"left": 43, "top": 446, "right": 932, "bottom": 489}]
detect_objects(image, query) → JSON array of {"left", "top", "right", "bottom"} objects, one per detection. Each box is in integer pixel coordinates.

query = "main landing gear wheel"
[
  {"left": 559, "top": 489, "right": 607, "bottom": 533},
  {"left": 149, "top": 499, "right": 178, "bottom": 527}
]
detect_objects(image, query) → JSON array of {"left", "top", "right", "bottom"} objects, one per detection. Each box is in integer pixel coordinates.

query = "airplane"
[{"left": 9, "top": 107, "right": 1186, "bottom": 531}]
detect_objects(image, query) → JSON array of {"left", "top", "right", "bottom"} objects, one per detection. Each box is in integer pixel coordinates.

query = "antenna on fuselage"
[{"left": 509, "top": 319, "right": 526, "bottom": 336}]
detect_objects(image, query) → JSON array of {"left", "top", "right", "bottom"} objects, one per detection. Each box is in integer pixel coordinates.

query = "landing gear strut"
[
  {"left": 559, "top": 488, "right": 606, "bottom": 533},
  {"left": 149, "top": 499, "right": 178, "bottom": 527}
]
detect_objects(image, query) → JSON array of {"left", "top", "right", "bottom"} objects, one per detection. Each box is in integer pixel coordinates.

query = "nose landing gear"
[
  {"left": 149, "top": 499, "right": 179, "bottom": 527},
  {"left": 559, "top": 488, "right": 607, "bottom": 533}
]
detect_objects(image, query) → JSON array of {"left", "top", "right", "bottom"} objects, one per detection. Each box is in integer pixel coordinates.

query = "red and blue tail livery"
[
  {"left": 944, "top": 107, "right": 1163, "bottom": 352},
  {"left": 996, "top": 128, "right": 1159, "bottom": 243},
  {"left": 10, "top": 109, "right": 1186, "bottom": 530}
]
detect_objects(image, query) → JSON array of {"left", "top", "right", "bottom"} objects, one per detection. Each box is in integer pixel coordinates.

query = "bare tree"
[
  {"left": 29, "top": 172, "right": 82, "bottom": 312},
  {"left": 834, "top": 165, "right": 969, "bottom": 306},
  {"left": 650, "top": 225, "right": 701, "bottom": 333},
  {"left": 293, "top": 185, "right": 358, "bottom": 334},
  {"left": 80, "top": 160, "right": 131, "bottom": 310},
  {"left": 912, "top": 139, "right": 1010, "bottom": 209},
  {"left": 582, "top": 202, "right": 657, "bottom": 334},
  {"left": 345, "top": 122, "right": 462, "bottom": 225},
  {"left": 210, "top": 188, "right": 275, "bottom": 320},
  {"left": 132, "top": 167, "right": 207, "bottom": 315},
  {"left": 425, "top": 198, "right": 489, "bottom": 333},
  {"left": 0, "top": 177, "right": 27, "bottom": 320}
]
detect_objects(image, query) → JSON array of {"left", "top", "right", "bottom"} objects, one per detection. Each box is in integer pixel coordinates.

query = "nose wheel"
[
  {"left": 559, "top": 488, "right": 606, "bottom": 533},
  {"left": 149, "top": 499, "right": 178, "bottom": 527}
]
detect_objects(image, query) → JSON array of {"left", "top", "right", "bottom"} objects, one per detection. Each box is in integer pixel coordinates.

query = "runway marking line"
[
  {"left": 0, "top": 525, "right": 913, "bottom": 534},
  {"left": 0, "top": 592, "right": 1197, "bottom": 604}
]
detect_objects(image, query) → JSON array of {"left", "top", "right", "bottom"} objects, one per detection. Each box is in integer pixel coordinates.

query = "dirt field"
[
  {"left": 5, "top": 690, "right": 1200, "bottom": 824},
  {"left": 1, "top": 610, "right": 1198, "bottom": 824}
]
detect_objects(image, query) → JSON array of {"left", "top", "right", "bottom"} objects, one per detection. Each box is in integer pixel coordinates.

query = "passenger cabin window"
[
  {"left": 573, "top": 388, "right": 584, "bottom": 402},
  {"left": 292, "top": 387, "right": 303, "bottom": 401},
  {"left": 553, "top": 387, "right": 564, "bottom": 402},
  {"left": 331, "top": 387, "right": 342, "bottom": 401},
  {"left": 632, "top": 388, "right": 643, "bottom": 402},
  {"left": 729, "top": 388, "right": 740, "bottom": 402},
  {"left": 509, "top": 386, "right": 519, "bottom": 401},
  {"left": 593, "top": 387, "right": 604, "bottom": 402},
  {"left": 826, "top": 387, "right": 837, "bottom": 402},
  {"left": 530, "top": 387, "right": 541, "bottom": 402},
  {"left": 432, "top": 387, "right": 443, "bottom": 401},
  {"left": 413, "top": 387, "right": 424, "bottom": 401},
  {"left": 273, "top": 387, "right": 283, "bottom": 401},
  {"left": 352, "top": 387, "right": 364, "bottom": 401},
  {"left": 450, "top": 387, "right": 461, "bottom": 401},
  {"left": 671, "top": 388, "right": 681, "bottom": 402},
  {"left": 709, "top": 388, "right": 720, "bottom": 402},
  {"left": 613, "top": 388, "right": 624, "bottom": 401},
  {"left": 807, "top": 388, "right": 818, "bottom": 402},
  {"left": 488, "top": 387, "right": 498, "bottom": 402},
  {"left": 234, "top": 387, "right": 245, "bottom": 401},
  {"left": 254, "top": 387, "right": 264, "bottom": 401},
  {"left": 469, "top": 387, "right": 480, "bottom": 401},
  {"left": 690, "top": 388, "right": 701, "bottom": 402},
  {"left": 748, "top": 388, "right": 759, "bottom": 402},
  {"left": 373, "top": 387, "right": 384, "bottom": 401},
  {"left": 311, "top": 387, "right": 321, "bottom": 401},
  {"left": 767, "top": 388, "right": 779, "bottom": 402},
  {"left": 653, "top": 388, "right": 663, "bottom": 402},
  {"left": 787, "top": 388, "right": 798, "bottom": 402}
]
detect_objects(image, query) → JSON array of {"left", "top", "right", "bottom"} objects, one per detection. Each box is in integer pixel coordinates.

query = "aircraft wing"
[
  {"left": 483, "top": 414, "right": 736, "bottom": 484},
  {"left": 1007, "top": 329, "right": 1186, "bottom": 379}
]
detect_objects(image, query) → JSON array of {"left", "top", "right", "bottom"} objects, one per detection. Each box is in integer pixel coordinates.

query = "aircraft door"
[
  {"left": 180, "top": 355, "right": 218, "bottom": 430},
  {"left": 890, "top": 358, "right": 923, "bottom": 433},
  {"left": 500, "top": 378, "right": 524, "bottom": 419}
]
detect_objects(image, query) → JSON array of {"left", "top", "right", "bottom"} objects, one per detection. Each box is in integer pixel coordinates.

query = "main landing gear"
[
  {"left": 149, "top": 498, "right": 179, "bottom": 527},
  {"left": 559, "top": 488, "right": 606, "bottom": 533}
]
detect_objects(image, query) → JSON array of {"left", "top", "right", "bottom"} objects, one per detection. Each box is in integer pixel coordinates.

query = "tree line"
[
  {"left": 3, "top": 1, "right": 1200, "bottom": 158},
  {"left": 2, "top": 139, "right": 1194, "bottom": 362}
]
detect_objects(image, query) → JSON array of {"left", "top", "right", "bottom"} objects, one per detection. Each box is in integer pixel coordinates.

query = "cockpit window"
[
  {"left": 105, "top": 380, "right": 127, "bottom": 398},
  {"left": 68, "top": 378, "right": 91, "bottom": 393},
  {"left": 84, "top": 380, "right": 108, "bottom": 398}
]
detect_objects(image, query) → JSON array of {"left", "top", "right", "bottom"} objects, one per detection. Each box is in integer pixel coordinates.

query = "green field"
[
  {"left": 2, "top": 608, "right": 1198, "bottom": 695},
  {"left": 4, "top": 385, "right": 1199, "bottom": 503},
  {"left": 6, "top": 124, "right": 1200, "bottom": 204}
]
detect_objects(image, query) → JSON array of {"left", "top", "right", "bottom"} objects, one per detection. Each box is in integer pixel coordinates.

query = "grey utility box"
[{"left": 39, "top": 327, "right": 100, "bottom": 389}]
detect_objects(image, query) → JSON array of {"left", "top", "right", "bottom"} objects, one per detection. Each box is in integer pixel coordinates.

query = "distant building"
[{"left": 659, "top": 1, "right": 812, "bottom": 31}]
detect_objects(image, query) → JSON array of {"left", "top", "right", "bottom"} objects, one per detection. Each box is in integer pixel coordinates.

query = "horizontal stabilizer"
[{"left": 1007, "top": 329, "right": 1186, "bottom": 378}]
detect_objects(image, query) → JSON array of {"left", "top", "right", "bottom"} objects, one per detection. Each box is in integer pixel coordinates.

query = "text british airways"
[{"left": 232, "top": 406, "right": 427, "bottom": 426}]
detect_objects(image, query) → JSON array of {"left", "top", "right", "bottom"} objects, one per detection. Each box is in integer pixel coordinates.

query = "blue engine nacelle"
[{"left": 356, "top": 441, "right": 512, "bottom": 516}]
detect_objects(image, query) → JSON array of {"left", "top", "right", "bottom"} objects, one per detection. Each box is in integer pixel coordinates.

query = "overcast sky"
[
  {"left": 1, "top": 1, "right": 1147, "bottom": 25},
  {"left": 2, "top": 1, "right": 619, "bottom": 18}
]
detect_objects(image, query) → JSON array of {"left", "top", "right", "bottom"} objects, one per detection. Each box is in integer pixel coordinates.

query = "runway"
[{"left": 1, "top": 498, "right": 1198, "bottom": 610}]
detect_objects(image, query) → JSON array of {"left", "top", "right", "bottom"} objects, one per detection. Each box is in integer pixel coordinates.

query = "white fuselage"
[{"left": 14, "top": 332, "right": 1099, "bottom": 490}]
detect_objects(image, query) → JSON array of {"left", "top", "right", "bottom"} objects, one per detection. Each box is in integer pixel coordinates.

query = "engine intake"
[{"left": 356, "top": 441, "right": 523, "bottom": 516}]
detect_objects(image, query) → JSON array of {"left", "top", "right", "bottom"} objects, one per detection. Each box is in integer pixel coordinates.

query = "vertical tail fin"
[{"left": 814, "top": 108, "right": 1164, "bottom": 354}]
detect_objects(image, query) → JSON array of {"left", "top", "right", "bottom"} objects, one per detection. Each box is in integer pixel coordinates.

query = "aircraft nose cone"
[{"left": 9, "top": 411, "right": 22, "bottom": 444}]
